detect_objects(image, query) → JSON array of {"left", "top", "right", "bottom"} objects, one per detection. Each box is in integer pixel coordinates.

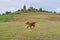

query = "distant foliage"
[
  {"left": 28, "top": 8, "right": 39, "bottom": 12},
  {"left": 21, "top": 9, "right": 24, "bottom": 12},
  {"left": 15, "top": 9, "right": 21, "bottom": 14},
  {"left": 33, "top": 8, "right": 39, "bottom": 12},
  {"left": 42, "top": 10, "right": 48, "bottom": 12},
  {"left": 23, "top": 5, "right": 26, "bottom": 11},
  {"left": 2, "top": 13, "right": 5, "bottom": 15},
  {"left": 18, "top": 9, "right": 20, "bottom": 11},
  {"left": 48, "top": 11, "right": 53, "bottom": 13},
  {"left": 1, "top": 5, "right": 57, "bottom": 15},
  {"left": 0, "top": 14, "right": 1, "bottom": 16},
  {"left": 39, "top": 8, "right": 42, "bottom": 12},
  {"left": 27, "top": 7, "right": 34, "bottom": 12},
  {"left": 54, "top": 11, "right": 56, "bottom": 13},
  {"left": 5, "top": 11, "right": 12, "bottom": 14},
  {"left": 21, "top": 9, "right": 27, "bottom": 13},
  {"left": 20, "top": 5, "right": 27, "bottom": 13}
]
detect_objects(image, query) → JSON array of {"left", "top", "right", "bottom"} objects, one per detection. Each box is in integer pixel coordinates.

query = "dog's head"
[
  {"left": 25, "top": 22, "right": 29, "bottom": 24},
  {"left": 25, "top": 21, "right": 36, "bottom": 24}
]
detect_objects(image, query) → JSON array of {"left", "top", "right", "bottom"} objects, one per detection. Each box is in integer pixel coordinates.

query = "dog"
[{"left": 25, "top": 21, "right": 36, "bottom": 29}]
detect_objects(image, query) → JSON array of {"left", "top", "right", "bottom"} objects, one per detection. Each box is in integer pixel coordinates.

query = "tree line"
[{"left": 0, "top": 5, "right": 57, "bottom": 16}]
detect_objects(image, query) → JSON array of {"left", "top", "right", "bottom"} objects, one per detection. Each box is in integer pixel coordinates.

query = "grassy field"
[
  {"left": 0, "top": 12, "right": 60, "bottom": 40},
  {"left": 0, "top": 13, "right": 13, "bottom": 22}
]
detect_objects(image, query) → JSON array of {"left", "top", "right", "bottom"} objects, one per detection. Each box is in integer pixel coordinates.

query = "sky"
[{"left": 0, "top": 0, "right": 60, "bottom": 14}]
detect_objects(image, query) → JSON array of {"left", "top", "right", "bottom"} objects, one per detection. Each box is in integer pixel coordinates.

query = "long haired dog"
[{"left": 25, "top": 22, "right": 36, "bottom": 29}]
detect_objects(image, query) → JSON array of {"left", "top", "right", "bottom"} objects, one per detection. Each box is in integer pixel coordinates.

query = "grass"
[
  {"left": 0, "top": 13, "right": 13, "bottom": 22},
  {"left": 0, "top": 12, "right": 60, "bottom": 40}
]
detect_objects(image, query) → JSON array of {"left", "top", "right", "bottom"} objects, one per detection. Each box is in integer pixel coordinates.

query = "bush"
[
  {"left": 39, "top": 8, "right": 42, "bottom": 12},
  {"left": 5, "top": 11, "right": 12, "bottom": 14},
  {"left": 0, "top": 14, "right": 1, "bottom": 16},
  {"left": 21, "top": 9, "right": 27, "bottom": 13},
  {"left": 54, "top": 11, "right": 56, "bottom": 13},
  {"left": 2, "top": 13, "right": 5, "bottom": 15}
]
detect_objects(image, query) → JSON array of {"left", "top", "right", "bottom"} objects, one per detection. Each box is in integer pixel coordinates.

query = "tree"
[
  {"left": 48, "top": 11, "right": 52, "bottom": 13},
  {"left": 0, "top": 14, "right": 1, "bottom": 16},
  {"left": 42, "top": 10, "right": 48, "bottom": 12},
  {"left": 23, "top": 5, "right": 26, "bottom": 11},
  {"left": 5, "top": 11, "right": 12, "bottom": 14},
  {"left": 54, "top": 11, "right": 56, "bottom": 13},
  {"left": 21, "top": 9, "right": 27, "bottom": 13},
  {"left": 28, "top": 6, "right": 34, "bottom": 12},
  {"left": 17, "top": 9, "right": 20, "bottom": 11},
  {"left": 2, "top": 13, "right": 5, "bottom": 15},
  {"left": 39, "top": 8, "right": 42, "bottom": 12}
]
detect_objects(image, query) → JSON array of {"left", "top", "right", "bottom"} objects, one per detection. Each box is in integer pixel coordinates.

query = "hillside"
[
  {"left": 0, "top": 12, "right": 60, "bottom": 40},
  {"left": 0, "top": 12, "right": 60, "bottom": 22},
  {"left": 6, "top": 12, "right": 60, "bottom": 22},
  {"left": 0, "top": 13, "right": 13, "bottom": 22}
]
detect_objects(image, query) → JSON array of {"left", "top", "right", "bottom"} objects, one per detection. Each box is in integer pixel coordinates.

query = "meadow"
[{"left": 0, "top": 12, "right": 60, "bottom": 40}]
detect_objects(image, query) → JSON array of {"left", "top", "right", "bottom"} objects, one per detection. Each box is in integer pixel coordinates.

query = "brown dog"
[{"left": 25, "top": 21, "right": 36, "bottom": 29}]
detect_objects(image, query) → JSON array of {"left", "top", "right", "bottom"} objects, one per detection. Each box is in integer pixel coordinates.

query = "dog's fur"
[{"left": 25, "top": 22, "right": 36, "bottom": 29}]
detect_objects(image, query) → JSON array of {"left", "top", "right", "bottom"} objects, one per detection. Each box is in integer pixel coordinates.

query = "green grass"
[
  {"left": 0, "top": 12, "right": 60, "bottom": 40},
  {"left": 0, "top": 22, "right": 60, "bottom": 40},
  {"left": 0, "top": 13, "right": 13, "bottom": 22}
]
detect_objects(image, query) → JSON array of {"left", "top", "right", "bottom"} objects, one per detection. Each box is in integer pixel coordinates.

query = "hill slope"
[{"left": 0, "top": 12, "right": 60, "bottom": 40}]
